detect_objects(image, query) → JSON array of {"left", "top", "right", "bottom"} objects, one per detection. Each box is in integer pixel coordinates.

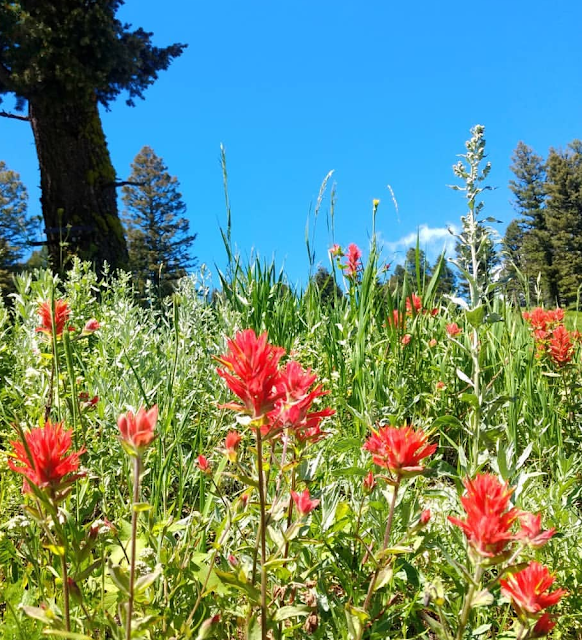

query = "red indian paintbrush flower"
[
  {"left": 291, "top": 488, "right": 320, "bottom": 515},
  {"left": 224, "top": 431, "right": 242, "bottom": 462},
  {"left": 548, "top": 324, "right": 574, "bottom": 367},
  {"left": 344, "top": 243, "right": 362, "bottom": 278},
  {"left": 363, "top": 425, "right": 436, "bottom": 478},
  {"left": 448, "top": 473, "right": 519, "bottom": 561},
  {"left": 532, "top": 613, "right": 557, "bottom": 637},
  {"left": 36, "top": 300, "right": 71, "bottom": 337},
  {"left": 117, "top": 405, "right": 158, "bottom": 456},
  {"left": 500, "top": 561, "right": 567, "bottom": 618},
  {"left": 197, "top": 454, "right": 211, "bottom": 474},
  {"left": 515, "top": 511, "right": 555, "bottom": 549},
  {"left": 8, "top": 420, "right": 85, "bottom": 493},
  {"left": 523, "top": 308, "right": 564, "bottom": 332},
  {"left": 268, "top": 360, "right": 334, "bottom": 441},
  {"left": 406, "top": 294, "right": 423, "bottom": 315},
  {"left": 446, "top": 322, "right": 461, "bottom": 337},
  {"left": 216, "top": 329, "right": 285, "bottom": 420}
]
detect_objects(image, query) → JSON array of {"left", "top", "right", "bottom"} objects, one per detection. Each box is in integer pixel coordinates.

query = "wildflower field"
[
  {"left": 0, "top": 245, "right": 580, "bottom": 640},
  {"left": 1, "top": 132, "right": 581, "bottom": 640}
]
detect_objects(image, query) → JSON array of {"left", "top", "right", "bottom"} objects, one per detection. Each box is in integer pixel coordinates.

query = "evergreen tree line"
[
  {"left": 503, "top": 140, "right": 582, "bottom": 307},
  {"left": 0, "top": 146, "right": 196, "bottom": 297}
]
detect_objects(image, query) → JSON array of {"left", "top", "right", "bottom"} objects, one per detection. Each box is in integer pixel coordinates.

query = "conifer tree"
[
  {"left": 545, "top": 141, "right": 582, "bottom": 306},
  {"left": 0, "top": 1, "right": 185, "bottom": 271},
  {"left": 122, "top": 146, "right": 196, "bottom": 297},
  {"left": 312, "top": 266, "right": 342, "bottom": 307},
  {"left": 0, "top": 160, "right": 36, "bottom": 293},
  {"left": 500, "top": 218, "right": 526, "bottom": 305},
  {"left": 508, "top": 142, "right": 557, "bottom": 303}
]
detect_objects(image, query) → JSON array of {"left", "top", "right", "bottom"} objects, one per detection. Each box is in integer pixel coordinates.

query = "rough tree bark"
[{"left": 28, "top": 97, "right": 128, "bottom": 272}]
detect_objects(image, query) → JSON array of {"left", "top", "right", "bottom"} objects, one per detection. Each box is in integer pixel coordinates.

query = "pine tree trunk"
[{"left": 28, "top": 96, "right": 128, "bottom": 273}]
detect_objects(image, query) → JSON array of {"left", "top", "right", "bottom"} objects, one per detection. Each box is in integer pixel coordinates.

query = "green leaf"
[
  {"left": 471, "top": 589, "right": 494, "bottom": 608},
  {"left": 456, "top": 368, "right": 475, "bottom": 388},
  {"left": 345, "top": 604, "right": 368, "bottom": 640},
  {"left": 465, "top": 305, "right": 485, "bottom": 328},
  {"left": 107, "top": 561, "right": 130, "bottom": 595},
  {"left": 42, "top": 632, "right": 94, "bottom": 640},
  {"left": 132, "top": 502, "right": 153, "bottom": 512},
  {"left": 134, "top": 564, "right": 162, "bottom": 594},
  {"left": 213, "top": 568, "right": 261, "bottom": 604},
  {"left": 273, "top": 605, "right": 311, "bottom": 622},
  {"left": 472, "top": 623, "right": 492, "bottom": 636}
]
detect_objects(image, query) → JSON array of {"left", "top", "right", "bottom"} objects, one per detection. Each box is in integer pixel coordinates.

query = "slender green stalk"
[
  {"left": 455, "top": 562, "right": 483, "bottom": 640},
  {"left": 256, "top": 429, "right": 268, "bottom": 640},
  {"left": 60, "top": 553, "right": 71, "bottom": 632},
  {"left": 126, "top": 455, "right": 141, "bottom": 640},
  {"left": 360, "top": 478, "right": 401, "bottom": 637}
]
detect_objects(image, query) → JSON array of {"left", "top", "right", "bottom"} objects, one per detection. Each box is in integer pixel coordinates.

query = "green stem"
[
  {"left": 360, "top": 478, "right": 401, "bottom": 635},
  {"left": 60, "top": 551, "right": 71, "bottom": 632},
  {"left": 256, "top": 429, "right": 268, "bottom": 640},
  {"left": 470, "top": 328, "right": 481, "bottom": 474},
  {"left": 455, "top": 562, "right": 483, "bottom": 640},
  {"left": 126, "top": 455, "right": 141, "bottom": 640}
]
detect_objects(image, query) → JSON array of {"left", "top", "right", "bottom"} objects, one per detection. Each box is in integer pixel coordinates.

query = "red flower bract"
[
  {"left": 548, "top": 324, "right": 574, "bottom": 367},
  {"left": 117, "top": 405, "right": 158, "bottom": 455},
  {"left": 406, "top": 294, "right": 423, "bottom": 315},
  {"left": 267, "top": 360, "right": 334, "bottom": 441},
  {"left": 291, "top": 488, "right": 320, "bottom": 515},
  {"left": 515, "top": 511, "right": 555, "bottom": 549},
  {"left": 500, "top": 561, "right": 567, "bottom": 618},
  {"left": 344, "top": 243, "right": 362, "bottom": 278},
  {"left": 533, "top": 613, "right": 556, "bottom": 637},
  {"left": 448, "top": 474, "right": 518, "bottom": 560},
  {"left": 36, "top": 300, "right": 71, "bottom": 336},
  {"left": 224, "top": 431, "right": 242, "bottom": 462},
  {"left": 216, "top": 329, "right": 285, "bottom": 420},
  {"left": 363, "top": 425, "right": 436, "bottom": 478},
  {"left": 446, "top": 322, "right": 461, "bottom": 337},
  {"left": 8, "top": 420, "right": 85, "bottom": 492}
]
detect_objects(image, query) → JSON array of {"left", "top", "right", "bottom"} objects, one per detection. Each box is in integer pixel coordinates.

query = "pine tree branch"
[
  {"left": 0, "top": 110, "right": 30, "bottom": 122},
  {"left": 0, "top": 62, "right": 12, "bottom": 88},
  {"left": 104, "top": 180, "right": 147, "bottom": 189}
]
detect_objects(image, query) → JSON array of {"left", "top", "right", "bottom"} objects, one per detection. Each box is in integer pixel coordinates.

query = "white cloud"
[{"left": 380, "top": 224, "right": 460, "bottom": 264}]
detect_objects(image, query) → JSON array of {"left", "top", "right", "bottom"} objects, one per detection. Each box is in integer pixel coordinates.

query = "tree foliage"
[
  {"left": 0, "top": 1, "right": 186, "bottom": 271},
  {"left": 0, "top": 159, "right": 37, "bottom": 293},
  {"left": 388, "top": 247, "right": 456, "bottom": 298},
  {"left": 508, "top": 142, "right": 557, "bottom": 303},
  {"left": 506, "top": 140, "right": 582, "bottom": 307},
  {"left": 122, "top": 146, "right": 196, "bottom": 297},
  {"left": 311, "top": 266, "right": 343, "bottom": 307}
]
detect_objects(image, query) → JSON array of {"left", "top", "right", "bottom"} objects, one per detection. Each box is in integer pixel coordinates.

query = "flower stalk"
[{"left": 126, "top": 454, "right": 141, "bottom": 640}]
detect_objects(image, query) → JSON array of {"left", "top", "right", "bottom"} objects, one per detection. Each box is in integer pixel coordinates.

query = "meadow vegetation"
[{"left": 0, "top": 127, "right": 580, "bottom": 640}]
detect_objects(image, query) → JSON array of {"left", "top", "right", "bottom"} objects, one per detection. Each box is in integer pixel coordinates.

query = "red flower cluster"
[
  {"left": 405, "top": 294, "right": 438, "bottom": 317},
  {"left": 344, "top": 243, "right": 362, "bottom": 278},
  {"left": 224, "top": 431, "right": 242, "bottom": 462},
  {"left": 216, "top": 330, "right": 334, "bottom": 444},
  {"left": 117, "top": 405, "right": 158, "bottom": 456},
  {"left": 448, "top": 474, "right": 555, "bottom": 563},
  {"left": 8, "top": 420, "right": 85, "bottom": 494},
  {"left": 523, "top": 307, "right": 577, "bottom": 367},
  {"left": 448, "top": 474, "right": 518, "bottom": 561},
  {"left": 36, "top": 300, "right": 72, "bottom": 337},
  {"left": 291, "top": 488, "right": 320, "bottom": 515},
  {"left": 500, "top": 561, "right": 566, "bottom": 623},
  {"left": 216, "top": 330, "right": 285, "bottom": 419},
  {"left": 446, "top": 322, "right": 461, "bottom": 337},
  {"left": 363, "top": 425, "right": 436, "bottom": 478}
]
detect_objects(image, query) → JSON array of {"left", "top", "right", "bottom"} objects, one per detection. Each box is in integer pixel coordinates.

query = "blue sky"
[{"left": 2, "top": 0, "right": 582, "bottom": 287}]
